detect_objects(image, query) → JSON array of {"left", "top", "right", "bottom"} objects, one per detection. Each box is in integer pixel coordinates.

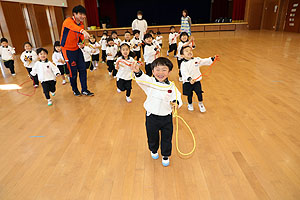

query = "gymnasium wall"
[{"left": 1, "top": 0, "right": 67, "bottom": 7}]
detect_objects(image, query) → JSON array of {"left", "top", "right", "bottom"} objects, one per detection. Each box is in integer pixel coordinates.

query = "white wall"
[{"left": 2, "top": 0, "right": 67, "bottom": 7}]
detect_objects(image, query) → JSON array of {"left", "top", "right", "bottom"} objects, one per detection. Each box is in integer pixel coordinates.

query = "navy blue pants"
[{"left": 62, "top": 48, "right": 87, "bottom": 93}]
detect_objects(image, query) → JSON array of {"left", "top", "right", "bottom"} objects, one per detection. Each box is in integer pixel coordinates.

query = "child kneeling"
[{"left": 131, "top": 57, "right": 183, "bottom": 167}]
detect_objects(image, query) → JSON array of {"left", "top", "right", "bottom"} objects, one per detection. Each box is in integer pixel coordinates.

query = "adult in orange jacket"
[{"left": 60, "top": 5, "right": 94, "bottom": 96}]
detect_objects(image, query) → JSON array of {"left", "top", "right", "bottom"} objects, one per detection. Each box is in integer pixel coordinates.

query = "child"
[
  {"left": 106, "top": 37, "right": 118, "bottom": 77},
  {"left": 20, "top": 42, "right": 39, "bottom": 87},
  {"left": 148, "top": 30, "right": 161, "bottom": 50},
  {"left": 143, "top": 33, "right": 159, "bottom": 76},
  {"left": 121, "top": 31, "right": 132, "bottom": 46},
  {"left": 131, "top": 30, "right": 142, "bottom": 61},
  {"left": 99, "top": 31, "right": 108, "bottom": 63},
  {"left": 115, "top": 43, "right": 135, "bottom": 103},
  {"left": 180, "top": 46, "right": 219, "bottom": 112},
  {"left": 156, "top": 31, "right": 163, "bottom": 48},
  {"left": 177, "top": 32, "right": 195, "bottom": 81},
  {"left": 79, "top": 42, "right": 95, "bottom": 71},
  {"left": 0, "top": 38, "right": 16, "bottom": 76},
  {"left": 88, "top": 34, "right": 101, "bottom": 69},
  {"left": 30, "top": 48, "right": 61, "bottom": 106},
  {"left": 167, "top": 26, "right": 179, "bottom": 57},
  {"left": 111, "top": 31, "right": 121, "bottom": 47},
  {"left": 52, "top": 41, "right": 70, "bottom": 85},
  {"left": 131, "top": 57, "right": 183, "bottom": 167}
]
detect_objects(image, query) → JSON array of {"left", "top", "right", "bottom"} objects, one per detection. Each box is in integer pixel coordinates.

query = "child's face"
[
  {"left": 38, "top": 51, "right": 48, "bottom": 61},
  {"left": 182, "top": 47, "right": 193, "bottom": 60},
  {"left": 134, "top": 33, "right": 140, "bottom": 38},
  {"left": 152, "top": 65, "right": 170, "bottom": 82},
  {"left": 103, "top": 34, "right": 107, "bottom": 38},
  {"left": 144, "top": 37, "right": 152, "bottom": 44},
  {"left": 1, "top": 41, "right": 8, "bottom": 47},
  {"left": 24, "top": 44, "right": 32, "bottom": 51},
  {"left": 124, "top": 33, "right": 131, "bottom": 40},
  {"left": 112, "top": 33, "right": 117, "bottom": 38},
  {"left": 180, "top": 35, "right": 188, "bottom": 42},
  {"left": 108, "top": 40, "right": 114, "bottom": 46},
  {"left": 55, "top": 46, "right": 61, "bottom": 52},
  {"left": 171, "top": 28, "right": 175, "bottom": 33},
  {"left": 90, "top": 37, "right": 96, "bottom": 42},
  {"left": 120, "top": 46, "right": 130, "bottom": 57}
]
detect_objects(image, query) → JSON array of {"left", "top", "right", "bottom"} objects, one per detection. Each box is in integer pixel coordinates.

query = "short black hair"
[
  {"left": 53, "top": 41, "right": 61, "bottom": 52},
  {"left": 0, "top": 38, "right": 8, "bottom": 43},
  {"left": 133, "top": 30, "right": 140, "bottom": 35},
  {"left": 157, "top": 31, "right": 161, "bottom": 35},
  {"left": 144, "top": 33, "right": 153, "bottom": 40},
  {"left": 179, "top": 32, "right": 189, "bottom": 41},
  {"left": 180, "top": 46, "right": 191, "bottom": 55},
  {"left": 111, "top": 31, "right": 117, "bottom": 35},
  {"left": 151, "top": 57, "right": 173, "bottom": 71},
  {"left": 124, "top": 31, "right": 131, "bottom": 35},
  {"left": 107, "top": 37, "right": 114, "bottom": 42},
  {"left": 148, "top": 30, "right": 154, "bottom": 34},
  {"left": 182, "top": 9, "right": 188, "bottom": 16},
  {"left": 103, "top": 31, "right": 108, "bottom": 36},
  {"left": 23, "top": 41, "right": 32, "bottom": 48},
  {"left": 36, "top": 48, "right": 48, "bottom": 55},
  {"left": 137, "top": 10, "right": 143, "bottom": 15},
  {"left": 170, "top": 26, "right": 175, "bottom": 30},
  {"left": 72, "top": 5, "right": 86, "bottom": 14}
]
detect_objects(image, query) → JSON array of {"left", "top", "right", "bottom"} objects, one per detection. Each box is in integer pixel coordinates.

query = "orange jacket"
[{"left": 60, "top": 17, "right": 84, "bottom": 51}]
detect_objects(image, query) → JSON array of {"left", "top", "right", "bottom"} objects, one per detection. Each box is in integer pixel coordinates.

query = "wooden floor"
[{"left": 0, "top": 30, "right": 300, "bottom": 200}]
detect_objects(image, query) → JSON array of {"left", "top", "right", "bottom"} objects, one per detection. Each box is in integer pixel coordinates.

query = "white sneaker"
[
  {"left": 12, "top": 73, "right": 16, "bottom": 76},
  {"left": 67, "top": 76, "right": 70, "bottom": 82},
  {"left": 126, "top": 96, "right": 132, "bottom": 103},
  {"left": 188, "top": 103, "right": 194, "bottom": 111},
  {"left": 113, "top": 76, "right": 117, "bottom": 79},
  {"left": 62, "top": 80, "right": 66, "bottom": 85},
  {"left": 108, "top": 72, "right": 112, "bottom": 76},
  {"left": 34, "top": 85, "right": 39, "bottom": 88},
  {"left": 94, "top": 67, "right": 97, "bottom": 70},
  {"left": 167, "top": 51, "right": 169, "bottom": 56},
  {"left": 47, "top": 99, "right": 52, "bottom": 106},
  {"left": 151, "top": 152, "right": 159, "bottom": 160},
  {"left": 117, "top": 88, "right": 121, "bottom": 93},
  {"left": 199, "top": 102, "right": 206, "bottom": 112},
  {"left": 162, "top": 157, "right": 170, "bottom": 167},
  {"left": 179, "top": 77, "right": 182, "bottom": 82},
  {"left": 50, "top": 92, "right": 55, "bottom": 96}
]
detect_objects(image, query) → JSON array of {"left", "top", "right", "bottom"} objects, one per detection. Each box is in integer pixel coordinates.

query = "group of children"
[{"left": 0, "top": 26, "right": 219, "bottom": 166}]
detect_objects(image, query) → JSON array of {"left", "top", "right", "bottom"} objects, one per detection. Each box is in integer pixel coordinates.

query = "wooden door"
[
  {"left": 284, "top": 0, "right": 300, "bottom": 32},
  {"left": 262, "top": 0, "right": 280, "bottom": 30}
]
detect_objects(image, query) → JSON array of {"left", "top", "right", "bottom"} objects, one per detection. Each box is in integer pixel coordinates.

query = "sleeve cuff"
[
  {"left": 172, "top": 100, "right": 180, "bottom": 105},
  {"left": 211, "top": 57, "right": 215, "bottom": 61},
  {"left": 134, "top": 70, "right": 143, "bottom": 77},
  {"left": 187, "top": 77, "right": 192, "bottom": 81}
]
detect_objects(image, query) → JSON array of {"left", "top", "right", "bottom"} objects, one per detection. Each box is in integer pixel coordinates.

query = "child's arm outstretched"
[
  {"left": 195, "top": 55, "right": 220, "bottom": 66},
  {"left": 130, "top": 61, "right": 153, "bottom": 93}
]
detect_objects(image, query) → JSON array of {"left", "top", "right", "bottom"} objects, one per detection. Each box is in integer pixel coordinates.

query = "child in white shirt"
[
  {"left": 115, "top": 43, "right": 135, "bottom": 103},
  {"left": 121, "top": 31, "right": 132, "bottom": 47},
  {"left": 106, "top": 37, "right": 118, "bottom": 77},
  {"left": 0, "top": 38, "right": 16, "bottom": 76},
  {"left": 131, "top": 30, "right": 142, "bottom": 61},
  {"left": 131, "top": 57, "right": 183, "bottom": 167},
  {"left": 156, "top": 31, "right": 163, "bottom": 48},
  {"left": 143, "top": 33, "right": 159, "bottom": 76},
  {"left": 89, "top": 34, "right": 101, "bottom": 69},
  {"left": 20, "top": 42, "right": 39, "bottom": 87},
  {"left": 167, "top": 26, "right": 179, "bottom": 57},
  {"left": 111, "top": 31, "right": 121, "bottom": 47},
  {"left": 99, "top": 31, "right": 108, "bottom": 63},
  {"left": 79, "top": 43, "right": 96, "bottom": 71},
  {"left": 180, "top": 46, "right": 219, "bottom": 112},
  {"left": 52, "top": 41, "right": 69, "bottom": 85},
  {"left": 31, "top": 48, "right": 61, "bottom": 106}
]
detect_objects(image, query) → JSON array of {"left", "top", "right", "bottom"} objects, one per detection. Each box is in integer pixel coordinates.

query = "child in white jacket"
[{"left": 31, "top": 48, "right": 61, "bottom": 106}]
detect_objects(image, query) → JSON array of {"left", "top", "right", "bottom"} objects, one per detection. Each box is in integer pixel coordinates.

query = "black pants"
[
  {"left": 146, "top": 113, "right": 173, "bottom": 157},
  {"left": 117, "top": 78, "right": 132, "bottom": 97},
  {"left": 25, "top": 68, "right": 39, "bottom": 85},
  {"left": 92, "top": 54, "right": 99, "bottom": 61},
  {"left": 107, "top": 60, "right": 117, "bottom": 76},
  {"left": 41, "top": 80, "right": 56, "bottom": 99},
  {"left": 159, "top": 43, "right": 163, "bottom": 48},
  {"left": 57, "top": 64, "right": 69, "bottom": 75},
  {"left": 183, "top": 81, "right": 203, "bottom": 104},
  {"left": 177, "top": 58, "right": 183, "bottom": 77},
  {"left": 102, "top": 50, "right": 106, "bottom": 62},
  {"left": 133, "top": 50, "right": 141, "bottom": 60},
  {"left": 168, "top": 43, "right": 177, "bottom": 55},
  {"left": 4, "top": 60, "right": 15, "bottom": 74},
  {"left": 85, "top": 61, "right": 94, "bottom": 70},
  {"left": 145, "top": 63, "right": 152, "bottom": 76}
]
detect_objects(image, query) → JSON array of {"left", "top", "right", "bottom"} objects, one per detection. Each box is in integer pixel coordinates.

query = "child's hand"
[
  {"left": 56, "top": 73, "right": 61, "bottom": 77},
  {"left": 130, "top": 61, "right": 140, "bottom": 72},
  {"left": 92, "top": 49, "right": 96, "bottom": 53},
  {"left": 170, "top": 101, "right": 178, "bottom": 110},
  {"left": 79, "top": 43, "right": 84, "bottom": 48},
  {"left": 190, "top": 79, "right": 195, "bottom": 84},
  {"left": 59, "top": 59, "right": 64, "bottom": 63},
  {"left": 215, "top": 54, "right": 220, "bottom": 61}
]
